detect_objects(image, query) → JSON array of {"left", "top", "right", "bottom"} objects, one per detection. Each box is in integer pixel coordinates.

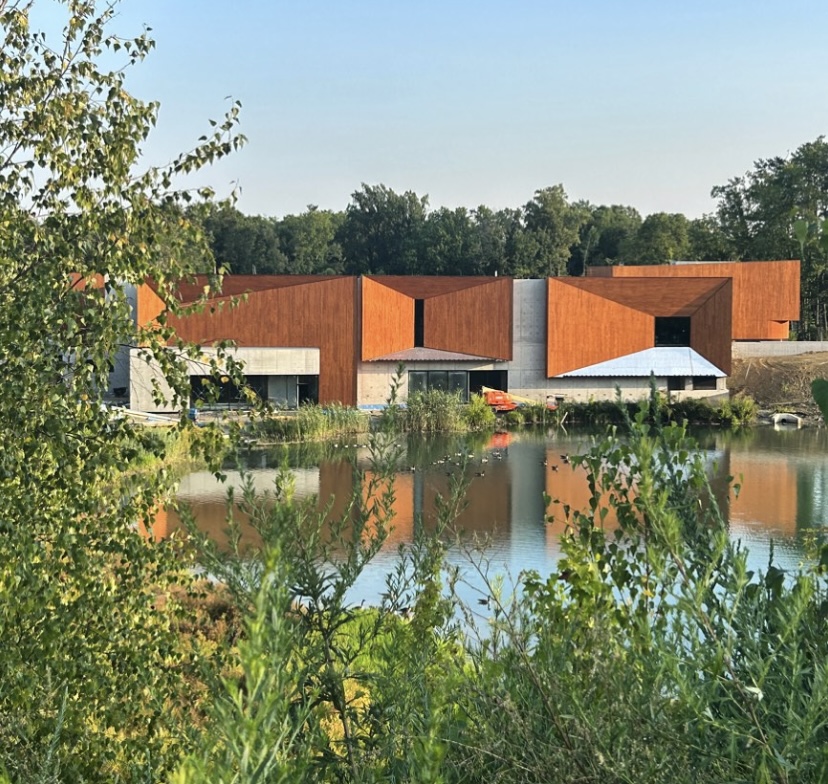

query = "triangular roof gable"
[
  {"left": 366, "top": 275, "right": 497, "bottom": 299},
  {"left": 149, "top": 275, "right": 348, "bottom": 306},
  {"left": 557, "top": 277, "right": 729, "bottom": 317}
]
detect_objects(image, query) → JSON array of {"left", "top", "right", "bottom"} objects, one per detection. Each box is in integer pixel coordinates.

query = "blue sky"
[{"left": 45, "top": 1, "right": 828, "bottom": 219}]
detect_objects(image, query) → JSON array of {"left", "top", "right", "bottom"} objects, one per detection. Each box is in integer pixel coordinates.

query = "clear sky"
[{"left": 52, "top": 0, "right": 828, "bottom": 219}]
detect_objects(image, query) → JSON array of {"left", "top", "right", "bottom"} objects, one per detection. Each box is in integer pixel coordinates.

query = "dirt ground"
[{"left": 729, "top": 351, "right": 828, "bottom": 419}]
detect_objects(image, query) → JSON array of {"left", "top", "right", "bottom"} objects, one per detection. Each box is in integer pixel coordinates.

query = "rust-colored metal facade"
[
  {"left": 547, "top": 280, "right": 653, "bottom": 377},
  {"left": 362, "top": 276, "right": 512, "bottom": 360},
  {"left": 132, "top": 262, "right": 799, "bottom": 407},
  {"left": 361, "top": 277, "right": 415, "bottom": 360},
  {"left": 547, "top": 277, "right": 733, "bottom": 377},
  {"left": 160, "top": 275, "right": 359, "bottom": 405},
  {"left": 588, "top": 261, "right": 799, "bottom": 339},
  {"left": 135, "top": 282, "right": 166, "bottom": 327}
]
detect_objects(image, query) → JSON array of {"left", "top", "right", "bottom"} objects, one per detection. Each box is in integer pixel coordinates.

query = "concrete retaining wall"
[{"left": 732, "top": 341, "right": 828, "bottom": 358}]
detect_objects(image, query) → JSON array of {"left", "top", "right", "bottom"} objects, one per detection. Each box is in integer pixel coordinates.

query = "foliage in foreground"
[
  {"left": 3, "top": 1, "right": 826, "bottom": 780},
  {"left": 0, "top": 2, "right": 245, "bottom": 780},
  {"left": 171, "top": 391, "right": 828, "bottom": 783}
]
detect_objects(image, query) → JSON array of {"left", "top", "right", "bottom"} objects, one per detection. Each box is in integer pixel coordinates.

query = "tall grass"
[
  {"left": 403, "top": 390, "right": 465, "bottom": 432},
  {"left": 256, "top": 403, "right": 370, "bottom": 442}
]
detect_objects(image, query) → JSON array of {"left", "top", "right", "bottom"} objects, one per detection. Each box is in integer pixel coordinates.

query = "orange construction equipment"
[{"left": 481, "top": 387, "right": 559, "bottom": 412}]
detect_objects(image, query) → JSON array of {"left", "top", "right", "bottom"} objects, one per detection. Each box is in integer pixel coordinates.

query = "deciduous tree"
[
  {"left": 338, "top": 183, "right": 428, "bottom": 275},
  {"left": 0, "top": 1, "right": 243, "bottom": 779},
  {"left": 713, "top": 137, "right": 828, "bottom": 338}
]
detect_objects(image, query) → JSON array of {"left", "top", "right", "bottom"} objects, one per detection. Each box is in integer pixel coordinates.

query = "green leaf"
[
  {"left": 812, "top": 378, "right": 828, "bottom": 422},
  {"left": 792, "top": 218, "right": 809, "bottom": 247}
]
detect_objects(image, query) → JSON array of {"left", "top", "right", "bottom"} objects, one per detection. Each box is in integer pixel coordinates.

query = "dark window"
[
  {"left": 190, "top": 374, "right": 267, "bottom": 405},
  {"left": 409, "top": 371, "right": 427, "bottom": 394},
  {"left": 297, "top": 375, "right": 319, "bottom": 405},
  {"left": 414, "top": 299, "right": 425, "bottom": 347},
  {"left": 667, "top": 377, "right": 685, "bottom": 392},
  {"left": 408, "top": 370, "right": 469, "bottom": 402},
  {"left": 428, "top": 370, "right": 448, "bottom": 392},
  {"left": 469, "top": 369, "right": 508, "bottom": 395},
  {"left": 655, "top": 317, "right": 690, "bottom": 347},
  {"left": 448, "top": 371, "right": 468, "bottom": 398},
  {"left": 692, "top": 376, "right": 717, "bottom": 390}
]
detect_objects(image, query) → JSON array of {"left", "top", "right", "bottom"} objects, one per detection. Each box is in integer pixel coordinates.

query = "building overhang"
[{"left": 366, "top": 347, "right": 500, "bottom": 362}]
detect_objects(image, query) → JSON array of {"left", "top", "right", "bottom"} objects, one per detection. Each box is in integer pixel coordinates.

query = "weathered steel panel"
[
  {"left": 361, "top": 277, "right": 414, "bottom": 360},
  {"left": 690, "top": 279, "right": 732, "bottom": 375},
  {"left": 590, "top": 261, "right": 800, "bottom": 339},
  {"left": 424, "top": 278, "right": 513, "bottom": 360},
  {"left": 165, "top": 276, "right": 359, "bottom": 405},
  {"left": 547, "top": 279, "right": 653, "bottom": 377},
  {"left": 370, "top": 276, "right": 495, "bottom": 300},
  {"left": 565, "top": 277, "right": 727, "bottom": 317},
  {"left": 136, "top": 283, "right": 166, "bottom": 328}
]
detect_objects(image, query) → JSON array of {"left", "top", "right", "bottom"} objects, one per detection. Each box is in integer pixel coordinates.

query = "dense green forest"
[{"left": 191, "top": 140, "right": 828, "bottom": 339}]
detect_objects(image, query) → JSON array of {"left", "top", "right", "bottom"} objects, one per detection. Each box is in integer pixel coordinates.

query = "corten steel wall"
[
  {"left": 135, "top": 283, "right": 166, "bottom": 327},
  {"left": 575, "top": 277, "right": 727, "bottom": 317},
  {"left": 690, "top": 280, "right": 732, "bottom": 375},
  {"left": 363, "top": 276, "right": 513, "bottom": 360},
  {"left": 547, "top": 277, "right": 733, "bottom": 377},
  {"left": 424, "top": 278, "right": 512, "bottom": 359},
  {"left": 547, "top": 279, "right": 654, "bottom": 377},
  {"left": 361, "top": 277, "right": 415, "bottom": 360},
  {"left": 588, "top": 261, "right": 800, "bottom": 339},
  {"left": 163, "top": 276, "right": 359, "bottom": 405}
]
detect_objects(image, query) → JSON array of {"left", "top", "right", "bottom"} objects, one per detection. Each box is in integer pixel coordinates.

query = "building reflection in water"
[{"left": 158, "top": 428, "right": 827, "bottom": 577}]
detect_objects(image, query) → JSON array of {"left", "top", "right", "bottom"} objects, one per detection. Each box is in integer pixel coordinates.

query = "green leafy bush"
[
  {"left": 404, "top": 390, "right": 466, "bottom": 432},
  {"left": 717, "top": 393, "right": 758, "bottom": 427},
  {"left": 462, "top": 393, "right": 497, "bottom": 430}
]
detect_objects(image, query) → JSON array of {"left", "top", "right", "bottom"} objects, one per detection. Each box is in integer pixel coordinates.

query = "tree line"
[{"left": 191, "top": 138, "right": 828, "bottom": 339}]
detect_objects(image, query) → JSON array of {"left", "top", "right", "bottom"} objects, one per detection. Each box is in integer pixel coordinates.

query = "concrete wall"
[
  {"left": 357, "top": 359, "right": 501, "bottom": 408},
  {"left": 505, "top": 280, "right": 549, "bottom": 399},
  {"left": 518, "top": 376, "right": 725, "bottom": 404},
  {"left": 732, "top": 341, "right": 828, "bottom": 358},
  {"left": 107, "top": 283, "right": 137, "bottom": 397},
  {"left": 129, "top": 346, "right": 321, "bottom": 412}
]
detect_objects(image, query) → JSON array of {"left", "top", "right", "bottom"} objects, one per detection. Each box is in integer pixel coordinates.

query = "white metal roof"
[{"left": 556, "top": 347, "right": 726, "bottom": 378}]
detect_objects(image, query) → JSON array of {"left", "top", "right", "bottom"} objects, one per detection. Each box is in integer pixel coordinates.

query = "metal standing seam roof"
[
  {"left": 556, "top": 347, "right": 726, "bottom": 378},
  {"left": 366, "top": 347, "right": 499, "bottom": 362}
]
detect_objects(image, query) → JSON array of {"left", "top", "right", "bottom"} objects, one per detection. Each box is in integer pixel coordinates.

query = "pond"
[{"left": 159, "top": 425, "right": 828, "bottom": 604}]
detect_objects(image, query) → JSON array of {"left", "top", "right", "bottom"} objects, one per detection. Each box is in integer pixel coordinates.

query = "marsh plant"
[
  {"left": 257, "top": 403, "right": 371, "bottom": 442},
  {"left": 403, "top": 390, "right": 466, "bottom": 433},
  {"left": 177, "top": 390, "right": 828, "bottom": 784}
]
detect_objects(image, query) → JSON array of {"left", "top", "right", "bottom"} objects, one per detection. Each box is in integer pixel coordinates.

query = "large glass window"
[
  {"left": 408, "top": 370, "right": 469, "bottom": 401},
  {"left": 190, "top": 374, "right": 267, "bottom": 405},
  {"left": 409, "top": 371, "right": 427, "bottom": 394},
  {"left": 449, "top": 372, "right": 468, "bottom": 398}
]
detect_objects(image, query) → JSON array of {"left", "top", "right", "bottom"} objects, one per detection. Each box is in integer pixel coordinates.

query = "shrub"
[
  {"left": 717, "top": 393, "right": 758, "bottom": 427},
  {"left": 462, "top": 394, "right": 496, "bottom": 430},
  {"left": 405, "top": 390, "right": 465, "bottom": 432}
]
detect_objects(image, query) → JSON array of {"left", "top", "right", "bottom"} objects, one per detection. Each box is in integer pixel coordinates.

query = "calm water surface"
[{"left": 163, "top": 426, "right": 828, "bottom": 603}]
